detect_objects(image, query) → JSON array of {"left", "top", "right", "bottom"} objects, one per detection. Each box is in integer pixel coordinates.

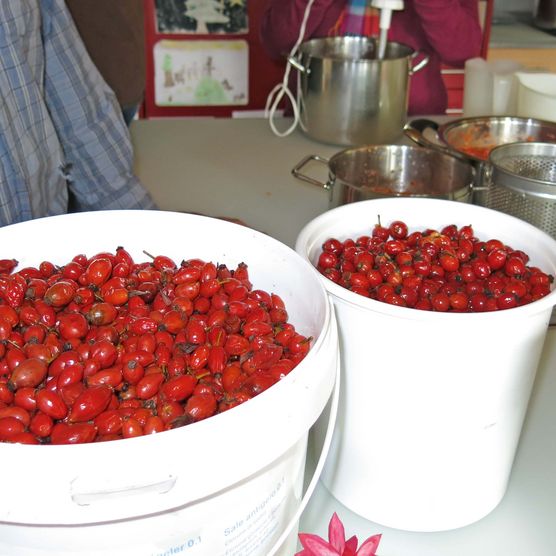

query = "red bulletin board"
[{"left": 142, "top": 0, "right": 287, "bottom": 118}]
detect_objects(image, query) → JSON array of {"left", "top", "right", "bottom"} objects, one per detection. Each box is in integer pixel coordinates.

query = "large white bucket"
[
  {"left": 0, "top": 210, "right": 339, "bottom": 555},
  {"left": 295, "top": 197, "right": 556, "bottom": 532}
]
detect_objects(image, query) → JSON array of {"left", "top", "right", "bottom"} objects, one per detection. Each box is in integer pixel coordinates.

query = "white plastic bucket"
[
  {"left": 462, "top": 58, "right": 523, "bottom": 117},
  {"left": 516, "top": 72, "right": 556, "bottom": 122},
  {"left": 295, "top": 197, "right": 556, "bottom": 532},
  {"left": 0, "top": 210, "right": 339, "bottom": 555}
]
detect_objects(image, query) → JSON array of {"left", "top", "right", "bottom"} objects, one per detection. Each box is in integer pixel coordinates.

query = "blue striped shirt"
[{"left": 0, "top": 0, "right": 156, "bottom": 227}]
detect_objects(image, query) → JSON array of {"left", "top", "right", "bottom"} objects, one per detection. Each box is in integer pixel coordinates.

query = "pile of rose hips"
[
  {"left": 316, "top": 219, "right": 553, "bottom": 312},
  {"left": 0, "top": 248, "right": 311, "bottom": 445}
]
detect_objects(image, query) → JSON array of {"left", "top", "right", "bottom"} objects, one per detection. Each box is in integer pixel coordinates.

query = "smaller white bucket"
[
  {"left": 0, "top": 210, "right": 340, "bottom": 556},
  {"left": 296, "top": 197, "right": 556, "bottom": 532},
  {"left": 516, "top": 72, "right": 556, "bottom": 122}
]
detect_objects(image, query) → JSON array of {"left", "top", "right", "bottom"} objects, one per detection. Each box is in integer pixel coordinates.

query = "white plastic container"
[
  {"left": 0, "top": 210, "right": 339, "bottom": 556},
  {"left": 516, "top": 72, "right": 556, "bottom": 122},
  {"left": 295, "top": 197, "right": 556, "bottom": 532},
  {"left": 491, "top": 59, "right": 523, "bottom": 115},
  {"left": 463, "top": 57, "right": 492, "bottom": 117},
  {"left": 463, "top": 58, "right": 524, "bottom": 117}
]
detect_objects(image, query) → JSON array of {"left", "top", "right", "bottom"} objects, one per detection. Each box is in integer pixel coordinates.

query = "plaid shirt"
[{"left": 0, "top": 0, "right": 155, "bottom": 228}]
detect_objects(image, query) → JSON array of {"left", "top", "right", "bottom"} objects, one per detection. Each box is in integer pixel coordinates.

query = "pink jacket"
[{"left": 260, "top": 0, "right": 483, "bottom": 115}]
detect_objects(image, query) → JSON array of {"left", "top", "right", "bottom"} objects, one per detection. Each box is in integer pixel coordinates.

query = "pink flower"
[{"left": 296, "top": 512, "right": 382, "bottom": 556}]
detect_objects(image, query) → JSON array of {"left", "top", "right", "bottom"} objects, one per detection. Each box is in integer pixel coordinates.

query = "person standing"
[
  {"left": 260, "top": 0, "right": 483, "bottom": 115},
  {"left": 0, "top": 0, "right": 156, "bottom": 228},
  {"left": 65, "top": 0, "right": 146, "bottom": 125}
]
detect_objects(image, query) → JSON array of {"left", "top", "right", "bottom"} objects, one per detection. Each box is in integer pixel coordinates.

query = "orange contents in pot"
[
  {"left": 458, "top": 136, "right": 536, "bottom": 161},
  {"left": 458, "top": 145, "right": 492, "bottom": 161}
]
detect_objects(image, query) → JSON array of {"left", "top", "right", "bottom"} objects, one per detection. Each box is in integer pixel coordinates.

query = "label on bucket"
[
  {"left": 150, "top": 532, "right": 204, "bottom": 556},
  {"left": 148, "top": 476, "right": 288, "bottom": 556},
  {"left": 219, "top": 476, "right": 287, "bottom": 556}
]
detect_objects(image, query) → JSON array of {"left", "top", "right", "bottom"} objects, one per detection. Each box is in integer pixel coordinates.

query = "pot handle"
[
  {"left": 287, "top": 54, "right": 308, "bottom": 74},
  {"left": 409, "top": 52, "right": 429, "bottom": 75},
  {"left": 292, "top": 154, "right": 333, "bottom": 191},
  {"left": 403, "top": 118, "right": 469, "bottom": 163},
  {"left": 403, "top": 118, "right": 441, "bottom": 148}
]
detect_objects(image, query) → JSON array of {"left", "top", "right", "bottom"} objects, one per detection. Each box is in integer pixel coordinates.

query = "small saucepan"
[{"left": 292, "top": 144, "right": 475, "bottom": 206}]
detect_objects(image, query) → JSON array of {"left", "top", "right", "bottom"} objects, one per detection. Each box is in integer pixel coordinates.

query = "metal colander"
[{"left": 484, "top": 142, "right": 556, "bottom": 239}]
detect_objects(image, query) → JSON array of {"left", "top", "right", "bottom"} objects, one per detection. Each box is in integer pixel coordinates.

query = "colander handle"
[{"left": 292, "top": 154, "right": 333, "bottom": 191}]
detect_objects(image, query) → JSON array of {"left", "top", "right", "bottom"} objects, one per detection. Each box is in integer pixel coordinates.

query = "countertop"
[
  {"left": 131, "top": 116, "right": 556, "bottom": 555},
  {"left": 490, "top": 11, "right": 556, "bottom": 48},
  {"left": 491, "top": 21, "right": 556, "bottom": 48},
  {"left": 131, "top": 117, "right": 344, "bottom": 249}
]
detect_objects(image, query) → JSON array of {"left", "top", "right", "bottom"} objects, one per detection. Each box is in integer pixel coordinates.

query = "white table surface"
[
  {"left": 131, "top": 116, "right": 556, "bottom": 555},
  {"left": 131, "top": 117, "right": 366, "bottom": 249}
]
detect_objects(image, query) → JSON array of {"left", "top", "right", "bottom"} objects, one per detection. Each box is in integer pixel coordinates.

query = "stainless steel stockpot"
[
  {"left": 288, "top": 36, "right": 428, "bottom": 146},
  {"left": 292, "top": 144, "right": 475, "bottom": 206}
]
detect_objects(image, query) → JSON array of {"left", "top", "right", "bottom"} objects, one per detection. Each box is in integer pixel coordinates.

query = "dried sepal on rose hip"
[
  {"left": 316, "top": 219, "right": 554, "bottom": 313},
  {"left": 296, "top": 512, "right": 381, "bottom": 556}
]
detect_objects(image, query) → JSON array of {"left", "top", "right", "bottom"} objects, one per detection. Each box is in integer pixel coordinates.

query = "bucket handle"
[
  {"left": 268, "top": 350, "right": 341, "bottom": 556},
  {"left": 409, "top": 52, "right": 429, "bottom": 75},
  {"left": 71, "top": 476, "right": 177, "bottom": 506},
  {"left": 292, "top": 154, "right": 333, "bottom": 191}
]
